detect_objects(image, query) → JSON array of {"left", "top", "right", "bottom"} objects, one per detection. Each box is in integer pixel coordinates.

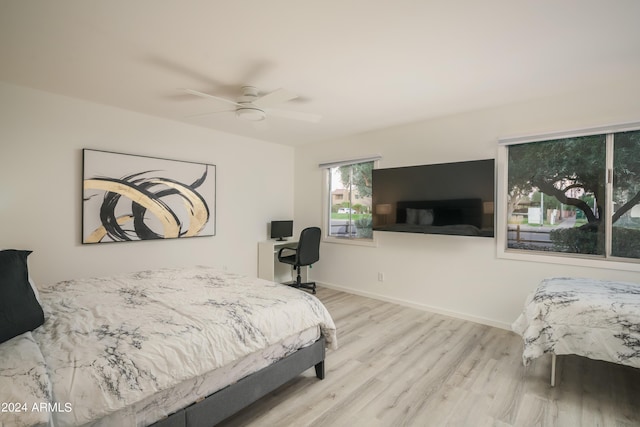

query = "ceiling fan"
[{"left": 182, "top": 86, "right": 322, "bottom": 123}]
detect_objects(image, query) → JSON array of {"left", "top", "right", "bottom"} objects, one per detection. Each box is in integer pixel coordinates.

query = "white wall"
[
  {"left": 0, "top": 83, "right": 294, "bottom": 284},
  {"left": 295, "top": 77, "right": 640, "bottom": 329}
]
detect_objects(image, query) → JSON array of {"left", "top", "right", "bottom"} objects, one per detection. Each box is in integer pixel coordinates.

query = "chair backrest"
[{"left": 296, "top": 227, "right": 321, "bottom": 266}]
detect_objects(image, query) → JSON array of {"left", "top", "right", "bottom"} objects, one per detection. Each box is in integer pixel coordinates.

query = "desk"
[{"left": 258, "top": 239, "right": 308, "bottom": 283}]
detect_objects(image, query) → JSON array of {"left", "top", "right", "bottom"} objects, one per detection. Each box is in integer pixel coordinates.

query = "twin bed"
[
  {"left": 0, "top": 255, "right": 337, "bottom": 427},
  {"left": 512, "top": 277, "right": 640, "bottom": 386}
]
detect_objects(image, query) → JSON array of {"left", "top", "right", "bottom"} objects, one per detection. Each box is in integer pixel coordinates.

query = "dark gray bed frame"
[{"left": 150, "top": 336, "right": 326, "bottom": 427}]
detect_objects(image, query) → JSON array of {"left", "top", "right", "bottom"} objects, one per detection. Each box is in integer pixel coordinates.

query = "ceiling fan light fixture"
[{"left": 236, "top": 107, "right": 266, "bottom": 121}]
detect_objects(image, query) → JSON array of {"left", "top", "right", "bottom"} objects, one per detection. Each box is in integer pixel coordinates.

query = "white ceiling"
[{"left": 1, "top": 1, "right": 640, "bottom": 146}]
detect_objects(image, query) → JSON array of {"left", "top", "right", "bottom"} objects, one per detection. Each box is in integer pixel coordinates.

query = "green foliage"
[
  {"left": 332, "top": 202, "right": 350, "bottom": 213},
  {"left": 614, "top": 131, "right": 640, "bottom": 188},
  {"left": 331, "top": 213, "right": 368, "bottom": 220},
  {"left": 548, "top": 226, "right": 640, "bottom": 258},
  {"left": 530, "top": 191, "right": 562, "bottom": 210},
  {"left": 549, "top": 227, "right": 604, "bottom": 255},
  {"left": 508, "top": 131, "right": 640, "bottom": 225},
  {"left": 611, "top": 227, "right": 640, "bottom": 258},
  {"left": 509, "top": 135, "right": 606, "bottom": 223},
  {"left": 613, "top": 131, "right": 640, "bottom": 223},
  {"left": 338, "top": 162, "right": 373, "bottom": 199},
  {"left": 354, "top": 216, "right": 373, "bottom": 238}
]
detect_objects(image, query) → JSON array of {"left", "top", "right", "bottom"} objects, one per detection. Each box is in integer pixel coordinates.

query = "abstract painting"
[{"left": 83, "top": 149, "right": 215, "bottom": 244}]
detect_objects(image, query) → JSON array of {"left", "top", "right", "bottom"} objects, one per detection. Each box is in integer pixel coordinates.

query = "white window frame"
[
  {"left": 496, "top": 121, "right": 640, "bottom": 272},
  {"left": 320, "top": 156, "right": 380, "bottom": 247}
]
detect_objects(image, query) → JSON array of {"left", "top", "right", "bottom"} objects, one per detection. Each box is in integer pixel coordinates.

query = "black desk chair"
[{"left": 277, "top": 227, "right": 321, "bottom": 294}]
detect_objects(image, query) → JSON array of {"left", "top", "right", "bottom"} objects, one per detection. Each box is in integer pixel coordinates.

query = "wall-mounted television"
[
  {"left": 372, "top": 159, "right": 495, "bottom": 237},
  {"left": 270, "top": 220, "right": 294, "bottom": 241}
]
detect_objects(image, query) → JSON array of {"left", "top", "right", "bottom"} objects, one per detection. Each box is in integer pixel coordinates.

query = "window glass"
[
  {"left": 507, "top": 135, "right": 606, "bottom": 255},
  {"left": 612, "top": 130, "right": 640, "bottom": 259},
  {"left": 327, "top": 161, "right": 373, "bottom": 240}
]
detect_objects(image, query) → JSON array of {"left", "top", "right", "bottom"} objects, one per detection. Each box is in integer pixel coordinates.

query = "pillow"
[
  {"left": 406, "top": 208, "right": 418, "bottom": 225},
  {"left": 0, "top": 250, "right": 45, "bottom": 344},
  {"left": 0, "top": 247, "right": 40, "bottom": 303},
  {"left": 418, "top": 209, "right": 434, "bottom": 226}
]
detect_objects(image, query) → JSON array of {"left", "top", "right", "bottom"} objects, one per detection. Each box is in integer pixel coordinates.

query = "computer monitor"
[{"left": 270, "top": 220, "right": 293, "bottom": 241}]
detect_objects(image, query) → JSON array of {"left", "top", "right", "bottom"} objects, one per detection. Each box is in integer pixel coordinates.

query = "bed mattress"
[
  {"left": 0, "top": 267, "right": 336, "bottom": 427},
  {"left": 512, "top": 277, "right": 640, "bottom": 368}
]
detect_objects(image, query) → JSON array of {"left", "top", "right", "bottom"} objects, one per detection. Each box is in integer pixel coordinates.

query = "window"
[
  {"left": 612, "top": 131, "right": 640, "bottom": 258},
  {"left": 320, "top": 157, "right": 379, "bottom": 243},
  {"left": 502, "top": 125, "right": 640, "bottom": 263}
]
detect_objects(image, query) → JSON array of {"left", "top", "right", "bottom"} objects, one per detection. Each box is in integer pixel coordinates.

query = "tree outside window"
[
  {"left": 506, "top": 130, "right": 640, "bottom": 260},
  {"left": 327, "top": 161, "right": 373, "bottom": 239},
  {"left": 612, "top": 131, "right": 640, "bottom": 258}
]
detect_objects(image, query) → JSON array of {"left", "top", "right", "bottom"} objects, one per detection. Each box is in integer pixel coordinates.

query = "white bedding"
[
  {"left": 0, "top": 267, "right": 336, "bottom": 427},
  {"left": 85, "top": 327, "right": 321, "bottom": 427},
  {"left": 512, "top": 277, "right": 640, "bottom": 368},
  {"left": 0, "top": 332, "right": 52, "bottom": 427}
]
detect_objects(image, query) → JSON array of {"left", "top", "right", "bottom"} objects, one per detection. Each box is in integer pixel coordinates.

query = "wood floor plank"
[{"left": 217, "top": 287, "right": 640, "bottom": 427}]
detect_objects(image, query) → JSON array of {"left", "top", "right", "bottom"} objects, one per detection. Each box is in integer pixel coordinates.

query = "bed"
[
  {"left": 512, "top": 277, "right": 640, "bottom": 385},
  {"left": 373, "top": 199, "right": 493, "bottom": 237},
  {"left": 0, "top": 250, "right": 337, "bottom": 427}
]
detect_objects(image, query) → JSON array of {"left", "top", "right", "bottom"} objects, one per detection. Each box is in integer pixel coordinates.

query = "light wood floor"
[{"left": 218, "top": 287, "right": 640, "bottom": 427}]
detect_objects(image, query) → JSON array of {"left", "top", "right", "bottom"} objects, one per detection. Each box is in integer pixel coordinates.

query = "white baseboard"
[{"left": 317, "top": 281, "right": 512, "bottom": 331}]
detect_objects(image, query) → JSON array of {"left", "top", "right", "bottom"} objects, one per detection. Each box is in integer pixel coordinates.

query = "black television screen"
[
  {"left": 270, "top": 220, "right": 293, "bottom": 241},
  {"left": 372, "top": 159, "right": 495, "bottom": 237}
]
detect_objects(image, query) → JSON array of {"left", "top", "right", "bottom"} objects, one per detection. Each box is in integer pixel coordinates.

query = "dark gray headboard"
[{"left": 395, "top": 198, "right": 484, "bottom": 228}]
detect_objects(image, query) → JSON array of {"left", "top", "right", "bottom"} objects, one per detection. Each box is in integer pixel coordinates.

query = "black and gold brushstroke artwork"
[{"left": 82, "top": 149, "right": 216, "bottom": 244}]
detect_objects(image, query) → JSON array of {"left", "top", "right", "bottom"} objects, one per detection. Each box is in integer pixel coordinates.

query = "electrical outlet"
[{"left": 378, "top": 272, "right": 384, "bottom": 282}]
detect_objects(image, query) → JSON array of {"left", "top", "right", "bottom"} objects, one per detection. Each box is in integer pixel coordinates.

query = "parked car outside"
[{"left": 337, "top": 207, "right": 356, "bottom": 214}]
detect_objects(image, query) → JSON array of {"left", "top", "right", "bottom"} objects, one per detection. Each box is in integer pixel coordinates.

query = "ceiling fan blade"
[
  {"left": 268, "top": 108, "right": 322, "bottom": 123},
  {"left": 184, "top": 109, "right": 235, "bottom": 119},
  {"left": 181, "top": 88, "right": 242, "bottom": 107},
  {"left": 253, "top": 88, "right": 298, "bottom": 108}
]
